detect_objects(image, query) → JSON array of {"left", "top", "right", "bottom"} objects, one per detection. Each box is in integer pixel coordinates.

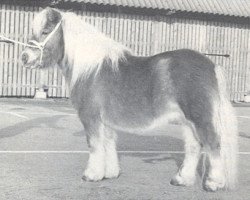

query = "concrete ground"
[{"left": 0, "top": 98, "right": 250, "bottom": 200}]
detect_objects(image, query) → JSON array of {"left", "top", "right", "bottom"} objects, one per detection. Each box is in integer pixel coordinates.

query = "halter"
[{"left": 0, "top": 20, "right": 62, "bottom": 65}]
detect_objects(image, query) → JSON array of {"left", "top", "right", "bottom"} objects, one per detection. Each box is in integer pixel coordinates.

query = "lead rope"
[
  {"left": 0, "top": 20, "right": 62, "bottom": 65},
  {"left": 0, "top": 35, "right": 39, "bottom": 49}
]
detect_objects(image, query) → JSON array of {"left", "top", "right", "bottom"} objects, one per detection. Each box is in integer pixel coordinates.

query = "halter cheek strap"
[{"left": 0, "top": 20, "right": 62, "bottom": 65}]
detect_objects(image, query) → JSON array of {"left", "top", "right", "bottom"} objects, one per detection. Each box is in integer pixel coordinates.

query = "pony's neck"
[{"left": 59, "top": 12, "right": 131, "bottom": 87}]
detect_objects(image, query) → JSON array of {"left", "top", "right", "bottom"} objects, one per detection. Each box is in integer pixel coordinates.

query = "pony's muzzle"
[{"left": 21, "top": 48, "right": 41, "bottom": 69}]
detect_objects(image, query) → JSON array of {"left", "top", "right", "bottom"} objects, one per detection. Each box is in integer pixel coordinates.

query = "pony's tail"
[{"left": 214, "top": 65, "right": 238, "bottom": 190}]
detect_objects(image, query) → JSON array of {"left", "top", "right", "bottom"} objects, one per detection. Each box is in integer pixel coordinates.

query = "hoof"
[
  {"left": 204, "top": 178, "right": 225, "bottom": 192},
  {"left": 170, "top": 174, "right": 195, "bottom": 187},
  {"left": 82, "top": 168, "right": 104, "bottom": 182},
  {"left": 105, "top": 168, "right": 120, "bottom": 179}
]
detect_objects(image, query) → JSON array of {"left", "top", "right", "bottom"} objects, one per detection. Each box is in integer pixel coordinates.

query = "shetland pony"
[{"left": 21, "top": 8, "right": 238, "bottom": 191}]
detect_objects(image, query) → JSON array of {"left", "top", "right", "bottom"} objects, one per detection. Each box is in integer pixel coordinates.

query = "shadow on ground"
[{"left": 0, "top": 115, "right": 65, "bottom": 138}]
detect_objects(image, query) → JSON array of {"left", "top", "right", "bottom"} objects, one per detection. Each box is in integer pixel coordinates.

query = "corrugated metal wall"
[{"left": 0, "top": 3, "right": 250, "bottom": 101}]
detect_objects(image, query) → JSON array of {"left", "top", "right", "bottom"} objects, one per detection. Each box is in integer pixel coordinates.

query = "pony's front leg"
[
  {"left": 83, "top": 124, "right": 106, "bottom": 182},
  {"left": 104, "top": 127, "right": 120, "bottom": 179},
  {"left": 82, "top": 123, "right": 120, "bottom": 181}
]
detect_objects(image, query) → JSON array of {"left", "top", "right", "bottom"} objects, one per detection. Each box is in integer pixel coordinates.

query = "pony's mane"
[{"left": 60, "top": 11, "right": 131, "bottom": 86}]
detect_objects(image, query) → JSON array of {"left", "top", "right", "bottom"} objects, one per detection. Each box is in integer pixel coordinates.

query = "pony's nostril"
[{"left": 22, "top": 53, "right": 29, "bottom": 64}]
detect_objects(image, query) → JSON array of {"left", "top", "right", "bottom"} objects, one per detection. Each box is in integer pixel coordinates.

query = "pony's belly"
[{"left": 104, "top": 110, "right": 184, "bottom": 134}]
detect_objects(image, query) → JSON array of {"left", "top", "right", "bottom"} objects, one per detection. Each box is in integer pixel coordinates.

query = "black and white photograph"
[{"left": 0, "top": 0, "right": 250, "bottom": 199}]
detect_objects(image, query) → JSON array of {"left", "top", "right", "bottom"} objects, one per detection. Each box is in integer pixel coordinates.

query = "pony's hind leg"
[
  {"left": 201, "top": 104, "right": 236, "bottom": 192},
  {"left": 204, "top": 148, "right": 225, "bottom": 191},
  {"left": 171, "top": 121, "right": 201, "bottom": 186},
  {"left": 202, "top": 65, "right": 238, "bottom": 191}
]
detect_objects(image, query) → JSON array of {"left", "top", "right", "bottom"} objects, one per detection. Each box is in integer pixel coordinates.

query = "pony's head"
[
  {"left": 21, "top": 7, "right": 131, "bottom": 85},
  {"left": 21, "top": 7, "right": 64, "bottom": 69}
]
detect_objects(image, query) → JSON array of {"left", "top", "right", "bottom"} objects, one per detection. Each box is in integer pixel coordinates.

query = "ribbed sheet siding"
[
  {"left": 63, "top": 0, "right": 250, "bottom": 18},
  {"left": 0, "top": 4, "right": 249, "bottom": 101},
  {"left": 0, "top": 4, "right": 40, "bottom": 97}
]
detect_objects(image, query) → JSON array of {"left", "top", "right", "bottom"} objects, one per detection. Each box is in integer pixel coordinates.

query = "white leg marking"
[
  {"left": 204, "top": 151, "right": 225, "bottom": 191},
  {"left": 83, "top": 126, "right": 105, "bottom": 182},
  {"left": 171, "top": 123, "right": 201, "bottom": 186},
  {"left": 104, "top": 131, "right": 120, "bottom": 179}
]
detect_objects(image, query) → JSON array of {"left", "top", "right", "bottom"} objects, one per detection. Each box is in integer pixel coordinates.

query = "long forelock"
[{"left": 60, "top": 12, "right": 132, "bottom": 87}]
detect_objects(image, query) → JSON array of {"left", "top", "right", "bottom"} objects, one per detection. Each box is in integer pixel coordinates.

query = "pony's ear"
[{"left": 45, "top": 7, "right": 62, "bottom": 23}]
